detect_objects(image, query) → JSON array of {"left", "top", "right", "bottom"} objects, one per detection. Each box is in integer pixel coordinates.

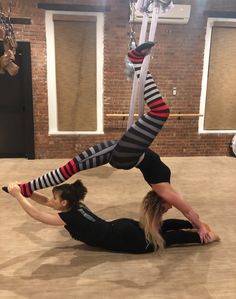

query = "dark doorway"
[{"left": 0, "top": 42, "right": 34, "bottom": 158}]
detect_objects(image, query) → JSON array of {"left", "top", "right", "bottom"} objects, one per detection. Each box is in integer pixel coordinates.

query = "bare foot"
[
  {"left": 203, "top": 222, "right": 211, "bottom": 232},
  {"left": 207, "top": 231, "right": 220, "bottom": 243}
]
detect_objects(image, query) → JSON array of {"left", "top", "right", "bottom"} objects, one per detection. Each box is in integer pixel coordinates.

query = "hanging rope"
[
  {"left": 126, "top": 0, "right": 173, "bottom": 129},
  {"left": 0, "top": 0, "right": 19, "bottom": 76}
]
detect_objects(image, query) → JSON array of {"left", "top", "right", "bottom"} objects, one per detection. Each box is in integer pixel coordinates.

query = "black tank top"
[{"left": 137, "top": 149, "right": 171, "bottom": 184}]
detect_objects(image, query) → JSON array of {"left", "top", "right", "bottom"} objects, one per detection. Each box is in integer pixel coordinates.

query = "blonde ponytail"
[{"left": 139, "top": 190, "right": 165, "bottom": 251}]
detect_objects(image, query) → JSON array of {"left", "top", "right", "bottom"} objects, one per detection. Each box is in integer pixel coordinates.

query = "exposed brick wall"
[{"left": 9, "top": 0, "right": 236, "bottom": 158}]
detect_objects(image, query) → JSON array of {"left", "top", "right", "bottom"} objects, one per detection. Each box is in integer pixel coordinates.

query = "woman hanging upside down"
[
  {"left": 7, "top": 180, "right": 220, "bottom": 254},
  {"left": 3, "top": 42, "right": 214, "bottom": 244}
]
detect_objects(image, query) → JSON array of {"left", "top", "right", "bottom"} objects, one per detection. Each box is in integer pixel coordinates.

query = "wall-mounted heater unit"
[{"left": 132, "top": 4, "right": 191, "bottom": 25}]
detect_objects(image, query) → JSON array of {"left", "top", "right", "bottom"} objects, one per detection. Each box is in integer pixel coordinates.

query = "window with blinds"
[
  {"left": 203, "top": 22, "right": 236, "bottom": 131},
  {"left": 54, "top": 15, "right": 96, "bottom": 131},
  {"left": 46, "top": 11, "right": 104, "bottom": 134}
]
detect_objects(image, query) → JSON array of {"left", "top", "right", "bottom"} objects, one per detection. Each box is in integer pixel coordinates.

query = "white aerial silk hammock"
[{"left": 127, "top": 0, "right": 173, "bottom": 129}]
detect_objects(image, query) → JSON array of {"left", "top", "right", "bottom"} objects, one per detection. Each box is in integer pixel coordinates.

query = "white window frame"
[
  {"left": 199, "top": 17, "right": 236, "bottom": 134},
  {"left": 45, "top": 10, "right": 104, "bottom": 135}
]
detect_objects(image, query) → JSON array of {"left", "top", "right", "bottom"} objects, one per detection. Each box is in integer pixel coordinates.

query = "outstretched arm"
[
  {"left": 7, "top": 183, "right": 65, "bottom": 226},
  {"left": 30, "top": 191, "right": 51, "bottom": 207},
  {"left": 151, "top": 182, "right": 211, "bottom": 243}
]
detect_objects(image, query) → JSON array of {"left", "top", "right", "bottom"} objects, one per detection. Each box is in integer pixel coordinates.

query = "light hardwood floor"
[{"left": 0, "top": 156, "right": 235, "bottom": 298}]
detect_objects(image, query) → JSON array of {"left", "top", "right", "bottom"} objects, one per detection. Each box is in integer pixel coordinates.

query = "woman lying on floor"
[{"left": 7, "top": 180, "right": 220, "bottom": 254}]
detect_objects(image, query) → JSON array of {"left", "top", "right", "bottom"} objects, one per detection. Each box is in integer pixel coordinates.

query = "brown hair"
[
  {"left": 52, "top": 179, "right": 87, "bottom": 209},
  {"left": 139, "top": 190, "right": 165, "bottom": 251}
]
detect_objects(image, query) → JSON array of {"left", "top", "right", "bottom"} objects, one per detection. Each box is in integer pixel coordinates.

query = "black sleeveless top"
[{"left": 137, "top": 149, "right": 171, "bottom": 184}]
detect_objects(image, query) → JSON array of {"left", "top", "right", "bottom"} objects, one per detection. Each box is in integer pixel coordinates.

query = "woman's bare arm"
[
  {"left": 151, "top": 182, "right": 211, "bottom": 243},
  {"left": 30, "top": 191, "right": 51, "bottom": 207},
  {"left": 7, "top": 183, "right": 65, "bottom": 226}
]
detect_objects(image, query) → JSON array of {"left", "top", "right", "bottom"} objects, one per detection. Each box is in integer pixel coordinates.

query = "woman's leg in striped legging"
[
  {"left": 110, "top": 43, "right": 170, "bottom": 169},
  {"left": 16, "top": 140, "right": 117, "bottom": 197}
]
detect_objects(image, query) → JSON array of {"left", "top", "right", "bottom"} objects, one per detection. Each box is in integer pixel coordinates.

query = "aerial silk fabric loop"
[
  {"left": 127, "top": 0, "right": 160, "bottom": 128},
  {"left": 127, "top": 10, "right": 149, "bottom": 129},
  {"left": 138, "top": 2, "right": 160, "bottom": 117}
]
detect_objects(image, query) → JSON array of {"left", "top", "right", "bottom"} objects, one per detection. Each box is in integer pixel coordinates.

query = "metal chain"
[
  {"left": 128, "top": 0, "right": 137, "bottom": 50},
  {"left": 0, "top": 0, "right": 16, "bottom": 52},
  {"left": 8, "top": 0, "right": 13, "bottom": 16},
  {"left": 145, "top": 0, "right": 154, "bottom": 13}
]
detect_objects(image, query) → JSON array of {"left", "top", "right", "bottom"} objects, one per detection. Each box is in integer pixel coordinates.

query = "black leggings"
[
  {"left": 161, "top": 219, "right": 201, "bottom": 247},
  {"left": 103, "top": 218, "right": 201, "bottom": 254}
]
